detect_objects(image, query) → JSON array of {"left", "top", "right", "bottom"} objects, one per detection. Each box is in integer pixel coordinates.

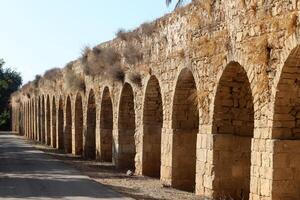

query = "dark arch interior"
[
  {"left": 41, "top": 97, "right": 46, "bottom": 144},
  {"left": 38, "top": 97, "right": 41, "bottom": 141},
  {"left": 75, "top": 94, "right": 83, "bottom": 155},
  {"left": 46, "top": 96, "right": 51, "bottom": 145},
  {"left": 172, "top": 68, "right": 198, "bottom": 192},
  {"left": 65, "top": 96, "right": 72, "bottom": 153},
  {"left": 85, "top": 90, "right": 96, "bottom": 159},
  {"left": 271, "top": 47, "right": 300, "bottom": 198},
  {"left": 118, "top": 83, "right": 136, "bottom": 170},
  {"left": 212, "top": 62, "right": 254, "bottom": 199},
  {"left": 52, "top": 97, "right": 57, "bottom": 148},
  {"left": 100, "top": 87, "right": 113, "bottom": 162},
  {"left": 142, "top": 76, "right": 163, "bottom": 178},
  {"left": 58, "top": 98, "right": 64, "bottom": 150}
]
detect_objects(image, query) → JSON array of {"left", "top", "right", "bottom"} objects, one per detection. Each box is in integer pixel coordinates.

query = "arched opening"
[
  {"left": 29, "top": 100, "right": 32, "bottom": 139},
  {"left": 65, "top": 96, "right": 72, "bottom": 153},
  {"left": 212, "top": 62, "right": 254, "bottom": 199},
  {"left": 271, "top": 47, "right": 300, "bottom": 198},
  {"left": 58, "top": 97, "right": 64, "bottom": 150},
  {"left": 41, "top": 96, "right": 46, "bottom": 144},
  {"left": 31, "top": 100, "right": 34, "bottom": 139},
  {"left": 35, "top": 99, "right": 38, "bottom": 140},
  {"left": 142, "top": 76, "right": 163, "bottom": 178},
  {"left": 118, "top": 83, "right": 136, "bottom": 170},
  {"left": 38, "top": 97, "right": 41, "bottom": 141},
  {"left": 52, "top": 97, "right": 57, "bottom": 148},
  {"left": 85, "top": 90, "right": 96, "bottom": 159},
  {"left": 46, "top": 95, "right": 51, "bottom": 145},
  {"left": 75, "top": 93, "right": 83, "bottom": 155},
  {"left": 100, "top": 87, "right": 113, "bottom": 162},
  {"left": 172, "top": 68, "right": 198, "bottom": 192}
]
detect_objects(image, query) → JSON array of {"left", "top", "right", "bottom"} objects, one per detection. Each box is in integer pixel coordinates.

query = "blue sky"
[{"left": 0, "top": 0, "right": 190, "bottom": 84}]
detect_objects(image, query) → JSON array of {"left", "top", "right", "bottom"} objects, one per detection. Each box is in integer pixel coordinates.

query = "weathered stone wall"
[{"left": 10, "top": 0, "right": 300, "bottom": 199}]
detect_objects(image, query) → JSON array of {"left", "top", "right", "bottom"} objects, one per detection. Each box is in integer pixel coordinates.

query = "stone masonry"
[{"left": 10, "top": 0, "right": 300, "bottom": 199}]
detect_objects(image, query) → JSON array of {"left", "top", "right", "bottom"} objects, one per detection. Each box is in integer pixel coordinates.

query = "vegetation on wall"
[
  {"left": 64, "top": 65, "right": 86, "bottom": 92},
  {"left": 0, "top": 59, "right": 22, "bottom": 130}
]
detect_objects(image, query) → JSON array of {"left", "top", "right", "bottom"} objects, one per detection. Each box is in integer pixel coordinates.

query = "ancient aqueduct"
[{"left": 9, "top": 0, "right": 300, "bottom": 199}]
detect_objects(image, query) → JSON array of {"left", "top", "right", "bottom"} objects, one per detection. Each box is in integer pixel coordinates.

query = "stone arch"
[
  {"left": 52, "top": 96, "right": 57, "bottom": 148},
  {"left": 35, "top": 98, "right": 38, "bottom": 140},
  {"left": 171, "top": 68, "right": 198, "bottom": 192},
  {"left": 118, "top": 83, "right": 136, "bottom": 170},
  {"left": 65, "top": 96, "right": 72, "bottom": 153},
  {"left": 75, "top": 93, "right": 83, "bottom": 155},
  {"left": 142, "top": 76, "right": 163, "bottom": 178},
  {"left": 271, "top": 46, "right": 300, "bottom": 198},
  {"left": 212, "top": 62, "right": 254, "bottom": 199},
  {"left": 85, "top": 89, "right": 96, "bottom": 159},
  {"left": 58, "top": 97, "right": 64, "bottom": 150},
  {"left": 100, "top": 87, "right": 113, "bottom": 162},
  {"left": 46, "top": 95, "right": 51, "bottom": 145},
  {"left": 31, "top": 99, "right": 34, "bottom": 139},
  {"left": 38, "top": 96, "right": 41, "bottom": 141},
  {"left": 41, "top": 96, "right": 46, "bottom": 144}
]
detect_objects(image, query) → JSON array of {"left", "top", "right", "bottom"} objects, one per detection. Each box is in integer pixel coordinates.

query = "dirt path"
[{"left": 30, "top": 140, "right": 205, "bottom": 200}]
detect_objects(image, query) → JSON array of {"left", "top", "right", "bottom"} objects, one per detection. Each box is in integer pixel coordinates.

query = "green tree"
[{"left": 0, "top": 59, "right": 22, "bottom": 130}]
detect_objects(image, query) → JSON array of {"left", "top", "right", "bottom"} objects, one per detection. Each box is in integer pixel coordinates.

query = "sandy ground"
[{"left": 29, "top": 140, "right": 206, "bottom": 200}]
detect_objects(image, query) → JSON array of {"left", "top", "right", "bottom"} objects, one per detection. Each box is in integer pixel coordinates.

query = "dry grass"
[
  {"left": 44, "top": 68, "right": 62, "bottom": 81},
  {"left": 81, "top": 46, "right": 91, "bottom": 64},
  {"left": 141, "top": 22, "right": 156, "bottom": 36},
  {"left": 32, "top": 75, "right": 42, "bottom": 88},
  {"left": 128, "top": 72, "right": 142, "bottom": 87},
  {"left": 123, "top": 45, "right": 143, "bottom": 65},
  {"left": 83, "top": 47, "right": 121, "bottom": 77},
  {"left": 64, "top": 68, "right": 86, "bottom": 92},
  {"left": 107, "top": 65, "right": 125, "bottom": 83},
  {"left": 22, "top": 82, "right": 35, "bottom": 98},
  {"left": 116, "top": 29, "right": 140, "bottom": 42}
]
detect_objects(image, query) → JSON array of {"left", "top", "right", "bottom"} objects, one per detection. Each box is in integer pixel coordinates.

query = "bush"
[
  {"left": 32, "top": 75, "right": 42, "bottom": 88},
  {"left": 128, "top": 72, "right": 142, "bottom": 87},
  {"left": 44, "top": 68, "right": 62, "bottom": 81},
  {"left": 116, "top": 29, "right": 140, "bottom": 42},
  {"left": 123, "top": 45, "right": 143, "bottom": 65},
  {"left": 141, "top": 22, "right": 156, "bottom": 36},
  {"left": 83, "top": 47, "right": 121, "bottom": 77},
  {"left": 107, "top": 65, "right": 125, "bottom": 83},
  {"left": 64, "top": 68, "right": 86, "bottom": 92}
]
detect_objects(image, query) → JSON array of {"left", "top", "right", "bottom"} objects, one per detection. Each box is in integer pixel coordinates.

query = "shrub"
[
  {"left": 116, "top": 29, "right": 140, "bottom": 41},
  {"left": 141, "top": 22, "right": 156, "bottom": 36},
  {"left": 128, "top": 72, "right": 142, "bottom": 87},
  {"left": 64, "top": 68, "right": 86, "bottom": 92},
  {"left": 123, "top": 45, "right": 143, "bottom": 65},
  {"left": 83, "top": 47, "right": 121, "bottom": 77},
  {"left": 44, "top": 68, "right": 62, "bottom": 81},
  {"left": 107, "top": 65, "right": 125, "bottom": 83},
  {"left": 81, "top": 46, "right": 91, "bottom": 64},
  {"left": 32, "top": 75, "right": 42, "bottom": 88}
]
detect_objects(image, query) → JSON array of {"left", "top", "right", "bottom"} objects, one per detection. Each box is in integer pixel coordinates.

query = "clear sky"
[{"left": 0, "top": 0, "right": 190, "bottom": 84}]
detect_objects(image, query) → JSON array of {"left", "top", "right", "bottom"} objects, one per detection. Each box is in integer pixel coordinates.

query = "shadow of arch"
[
  {"left": 65, "top": 96, "right": 72, "bottom": 153},
  {"left": 100, "top": 87, "right": 113, "bottom": 162},
  {"left": 118, "top": 83, "right": 136, "bottom": 170},
  {"left": 142, "top": 76, "right": 163, "bottom": 178},
  {"left": 85, "top": 89, "right": 96, "bottom": 159},
  {"left": 212, "top": 61, "right": 254, "bottom": 199},
  {"left": 75, "top": 93, "right": 83, "bottom": 155},
  {"left": 171, "top": 68, "right": 198, "bottom": 192}
]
